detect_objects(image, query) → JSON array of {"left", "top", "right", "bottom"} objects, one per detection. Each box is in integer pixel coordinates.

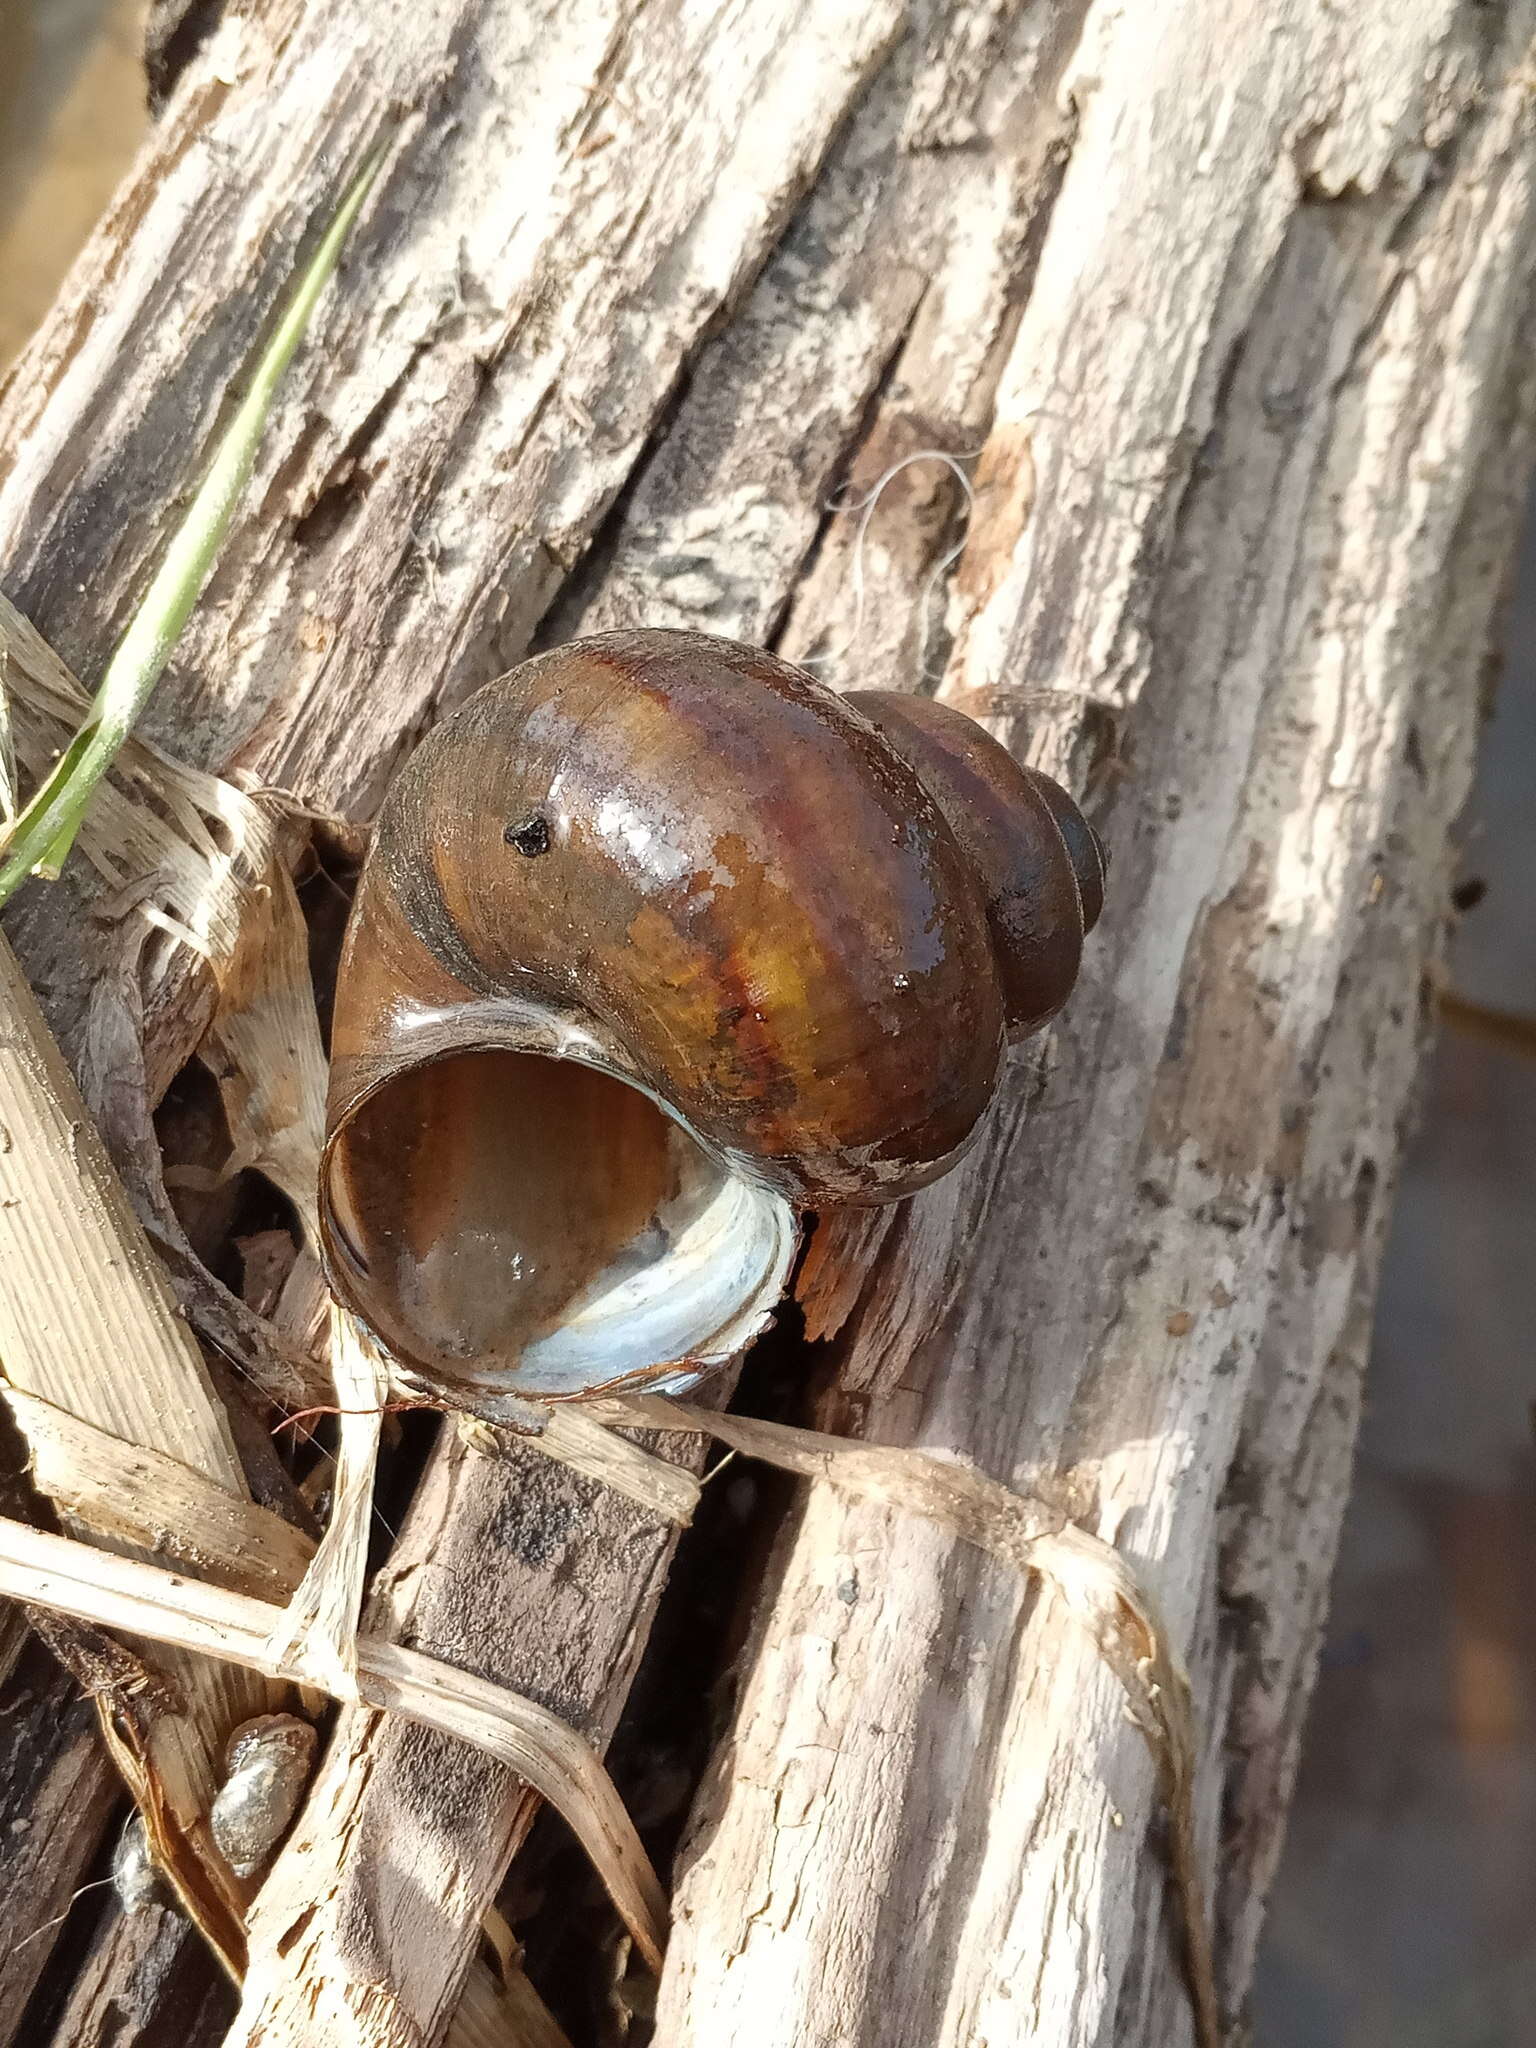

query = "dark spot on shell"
[{"left": 505, "top": 814, "right": 551, "bottom": 857}]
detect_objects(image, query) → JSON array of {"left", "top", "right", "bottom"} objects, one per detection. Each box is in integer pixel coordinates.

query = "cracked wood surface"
[
  {"left": 0, "top": 0, "right": 1533, "bottom": 2044},
  {"left": 651, "top": 5, "right": 1536, "bottom": 2045},
  {"left": 0, "top": 0, "right": 919, "bottom": 2039}
]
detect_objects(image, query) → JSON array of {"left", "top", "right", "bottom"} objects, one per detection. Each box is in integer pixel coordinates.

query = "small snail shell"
[
  {"left": 319, "top": 630, "right": 1102, "bottom": 1408},
  {"left": 210, "top": 1714, "right": 318, "bottom": 1879},
  {"left": 112, "top": 1814, "right": 170, "bottom": 1915}
]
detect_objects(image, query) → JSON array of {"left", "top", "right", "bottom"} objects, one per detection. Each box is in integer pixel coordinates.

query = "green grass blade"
[{"left": 0, "top": 142, "right": 386, "bottom": 907}]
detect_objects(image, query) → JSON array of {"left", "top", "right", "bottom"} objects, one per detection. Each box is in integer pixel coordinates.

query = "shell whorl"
[
  {"left": 844, "top": 689, "right": 1105, "bottom": 1038},
  {"left": 330, "top": 631, "right": 1013, "bottom": 1203},
  {"left": 318, "top": 630, "right": 1103, "bottom": 1402}
]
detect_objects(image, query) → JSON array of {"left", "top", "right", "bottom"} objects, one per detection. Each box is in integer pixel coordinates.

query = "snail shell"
[
  {"left": 210, "top": 1714, "right": 318, "bottom": 1879},
  {"left": 319, "top": 630, "right": 1102, "bottom": 1408}
]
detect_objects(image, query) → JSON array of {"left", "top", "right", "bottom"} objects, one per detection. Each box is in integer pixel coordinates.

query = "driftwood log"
[{"left": 1, "top": 1, "right": 1535, "bottom": 2044}]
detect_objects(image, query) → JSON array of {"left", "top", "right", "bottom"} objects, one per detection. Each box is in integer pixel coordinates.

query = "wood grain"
[
  {"left": 0, "top": 0, "right": 917, "bottom": 2038},
  {"left": 0, "top": 1636, "right": 120, "bottom": 2032},
  {"left": 653, "top": 5, "right": 1536, "bottom": 2044},
  {"left": 0, "top": 0, "right": 1532, "bottom": 2042}
]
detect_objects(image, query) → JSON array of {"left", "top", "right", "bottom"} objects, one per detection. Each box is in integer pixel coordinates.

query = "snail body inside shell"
[{"left": 320, "top": 629, "right": 1102, "bottom": 1406}]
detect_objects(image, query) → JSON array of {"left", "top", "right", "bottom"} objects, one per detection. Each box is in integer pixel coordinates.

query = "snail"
[{"left": 319, "top": 629, "right": 1103, "bottom": 1412}]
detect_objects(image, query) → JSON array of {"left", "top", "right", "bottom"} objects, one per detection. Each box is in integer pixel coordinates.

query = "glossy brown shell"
[
  {"left": 318, "top": 630, "right": 1104, "bottom": 1398},
  {"left": 327, "top": 632, "right": 1017, "bottom": 1204},
  {"left": 844, "top": 689, "right": 1106, "bottom": 1037}
]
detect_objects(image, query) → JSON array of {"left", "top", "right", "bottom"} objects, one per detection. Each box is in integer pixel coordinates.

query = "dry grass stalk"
[
  {"left": 0, "top": 593, "right": 613, "bottom": 2030},
  {"left": 261, "top": 1305, "right": 388, "bottom": 1696},
  {"left": 5, "top": 1388, "right": 314, "bottom": 1603},
  {"left": 579, "top": 1395, "right": 1219, "bottom": 2045},
  {"left": 0, "top": 1510, "right": 669, "bottom": 1972},
  {"left": 201, "top": 850, "right": 329, "bottom": 1247},
  {"left": 0, "top": 925, "right": 278, "bottom": 1940},
  {"left": 4, "top": 1373, "right": 569, "bottom": 2044}
]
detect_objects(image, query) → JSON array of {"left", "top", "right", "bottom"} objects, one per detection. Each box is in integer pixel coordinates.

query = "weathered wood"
[
  {"left": 0, "top": 0, "right": 1532, "bottom": 2044},
  {"left": 229, "top": 1423, "right": 698, "bottom": 2043},
  {"left": 0, "top": 0, "right": 907, "bottom": 1089},
  {"left": 37, "top": 1903, "right": 234, "bottom": 2048},
  {"left": 649, "top": 5, "right": 1536, "bottom": 2045},
  {"left": 0, "top": 1636, "right": 121, "bottom": 2034},
  {"left": 0, "top": 0, "right": 930, "bottom": 2039},
  {"left": 197, "top": 11, "right": 1093, "bottom": 2036}
]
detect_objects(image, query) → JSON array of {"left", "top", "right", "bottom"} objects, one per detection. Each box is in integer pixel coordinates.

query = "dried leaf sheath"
[
  {"left": 261, "top": 1306, "right": 388, "bottom": 1695},
  {"left": 0, "top": 928, "right": 276, "bottom": 1939},
  {"left": 6, "top": 1390, "right": 314, "bottom": 1603},
  {"left": 0, "top": 1512, "right": 668, "bottom": 1974},
  {"left": 0, "top": 595, "right": 279, "bottom": 910}
]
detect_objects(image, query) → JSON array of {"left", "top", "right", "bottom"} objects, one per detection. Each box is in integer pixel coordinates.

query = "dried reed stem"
[
  {"left": 0, "top": 1511, "right": 668, "bottom": 1972},
  {"left": 583, "top": 1395, "right": 1220, "bottom": 2048},
  {"left": 0, "top": 927, "right": 277, "bottom": 1953}
]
